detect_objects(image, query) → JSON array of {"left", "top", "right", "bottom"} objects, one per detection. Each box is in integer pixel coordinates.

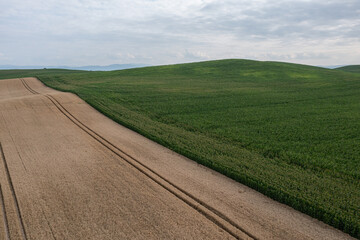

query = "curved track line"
[
  {"left": 47, "top": 93, "right": 259, "bottom": 240},
  {"left": 0, "top": 143, "right": 27, "bottom": 240},
  {"left": 0, "top": 184, "right": 10, "bottom": 240},
  {"left": 20, "top": 78, "right": 38, "bottom": 95},
  {"left": 20, "top": 78, "right": 258, "bottom": 240}
]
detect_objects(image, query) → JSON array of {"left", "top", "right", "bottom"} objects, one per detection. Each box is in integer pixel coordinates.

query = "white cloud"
[{"left": 0, "top": 0, "right": 359, "bottom": 66}]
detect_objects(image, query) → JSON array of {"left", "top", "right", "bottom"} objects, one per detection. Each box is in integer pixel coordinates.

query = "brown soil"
[{"left": 0, "top": 77, "right": 354, "bottom": 239}]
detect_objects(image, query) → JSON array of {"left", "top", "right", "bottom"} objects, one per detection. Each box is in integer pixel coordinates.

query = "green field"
[
  {"left": 337, "top": 65, "right": 360, "bottom": 74},
  {"left": 1, "top": 59, "right": 359, "bottom": 238}
]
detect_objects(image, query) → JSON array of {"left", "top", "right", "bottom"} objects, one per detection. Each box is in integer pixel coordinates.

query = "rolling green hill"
[
  {"left": 0, "top": 68, "right": 83, "bottom": 80},
  {"left": 1, "top": 59, "right": 359, "bottom": 238},
  {"left": 336, "top": 65, "right": 360, "bottom": 73}
]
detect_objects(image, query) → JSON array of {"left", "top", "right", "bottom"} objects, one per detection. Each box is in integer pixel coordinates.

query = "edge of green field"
[{"left": 1, "top": 59, "right": 359, "bottom": 238}]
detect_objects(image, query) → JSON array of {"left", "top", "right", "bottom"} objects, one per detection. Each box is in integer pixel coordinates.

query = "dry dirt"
[{"left": 0, "top": 77, "right": 355, "bottom": 239}]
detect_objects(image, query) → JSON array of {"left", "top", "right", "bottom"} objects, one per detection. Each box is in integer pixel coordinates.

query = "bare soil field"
[{"left": 0, "top": 77, "right": 355, "bottom": 239}]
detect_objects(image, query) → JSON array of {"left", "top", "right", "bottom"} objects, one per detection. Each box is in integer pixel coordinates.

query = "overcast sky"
[{"left": 0, "top": 0, "right": 359, "bottom": 66}]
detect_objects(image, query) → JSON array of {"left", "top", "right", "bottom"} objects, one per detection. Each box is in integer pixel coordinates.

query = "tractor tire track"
[
  {"left": 0, "top": 184, "right": 10, "bottom": 240},
  {"left": 0, "top": 143, "right": 27, "bottom": 240},
  {"left": 47, "top": 91, "right": 259, "bottom": 240}
]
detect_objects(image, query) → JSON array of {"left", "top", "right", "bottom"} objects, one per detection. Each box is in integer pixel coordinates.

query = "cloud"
[
  {"left": 176, "top": 50, "right": 211, "bottom": 61},
  {"left": 0, "top": 0, "right": 359, "bottom": 66}
]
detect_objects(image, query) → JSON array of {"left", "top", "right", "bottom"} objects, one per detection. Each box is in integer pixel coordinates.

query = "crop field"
[{"left": 1, "top": 59, "right": 359, "bottom": 238}]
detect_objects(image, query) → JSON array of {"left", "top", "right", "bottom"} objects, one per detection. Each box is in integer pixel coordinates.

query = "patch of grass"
[{"left": 1, "top": 59, "right": 359, "bottom": 238}]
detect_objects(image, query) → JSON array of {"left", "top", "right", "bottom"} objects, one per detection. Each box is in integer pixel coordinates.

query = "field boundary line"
[
  {"left": 20, "top": 78, "right": 258, "bottom": 240},
  {"left": 0, "top": 143, "right": 27, "bottom": 240}
]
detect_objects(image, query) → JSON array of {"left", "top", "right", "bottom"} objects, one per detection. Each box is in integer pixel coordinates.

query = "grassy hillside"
[
  {"left": 0, "top": 68, "right": 83, "bottom": 79},
  {"left": 336, "top": 65, "right": 360, "bottom": 73},
  {"left": 1, "top": 59, "right": 359, "bottom": 238}
]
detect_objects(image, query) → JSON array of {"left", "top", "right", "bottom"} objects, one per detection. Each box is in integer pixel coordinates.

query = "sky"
[{"left": 0, "top": 0, "right": 359, "bottom": 67}]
